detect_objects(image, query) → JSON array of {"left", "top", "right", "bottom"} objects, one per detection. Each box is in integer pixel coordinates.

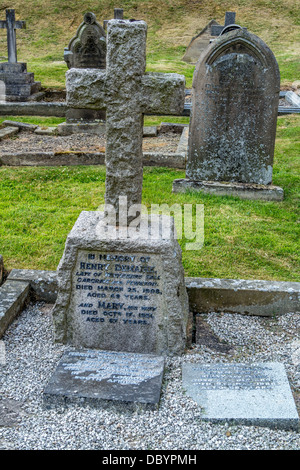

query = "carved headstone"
[
  {"left": 64, "top": 12, "right": 106, "bottom": 69},
  {"left": 59, "top": 12, "right": 106, "bottom": 135},
  {"left": 173, "top": 28, "right": 284, "bottom": 200}
]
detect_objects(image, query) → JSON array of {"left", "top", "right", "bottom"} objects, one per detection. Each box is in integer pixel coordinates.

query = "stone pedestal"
[
  {"left": 57, "top": 108, "right": 106, "bottom": 136},
  {"left": 0, "top": 62, "right": 41, "bottom": 101},
  {"left": 52, "top": 211, "right": 189, "bottom": 356}
]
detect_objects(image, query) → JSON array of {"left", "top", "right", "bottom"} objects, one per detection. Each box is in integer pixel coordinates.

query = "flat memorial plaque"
[
  {"left": 182, "top": 362, "right": 299, "bottom": 431},
  {"left": 43, "top": 349, "right": 165, "bottom": 410}
]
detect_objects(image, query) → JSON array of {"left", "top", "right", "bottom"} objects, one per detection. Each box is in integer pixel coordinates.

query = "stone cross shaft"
[
  {"left": 66, "top": 20, "right": 185, "bottom": 225},
  {"left": 211, "top": 11, "right": 236, "bottom": 36},
  {"left": 0, "top": 9, "right": 26, "bottom": 63}
]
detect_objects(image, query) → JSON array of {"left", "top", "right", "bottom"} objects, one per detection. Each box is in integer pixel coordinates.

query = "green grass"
[{"left": 0, "top": 115, "right": 299, "bottom": 282}]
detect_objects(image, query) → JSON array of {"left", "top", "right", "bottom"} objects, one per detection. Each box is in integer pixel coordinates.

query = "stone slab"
[
  {"left": 34, "top": 127, "right": 57, "bottom": 135},
  {"left": 0, "top": 280, "right": 30, "bottom": 338},
  {"left": 43, "top": 349, "right": 165, "bottom": 410},
  {"left": 0, "top": 151, "right": 185, "bottom": 169},
  {"left": 185, "top": 277, "right": 300, "bottom": 316},
  {"left": 57, "top": 122, "right": 106, "bottom": 136},
  {"left": 182, "top": 362, "right": 299, "bottom": 431},
  {"left": 172, "top": 179, "right": 284, "bottom": 201},
  {"left": 2, "top": 120, "right": 38, "bottom": 131},
  {"left": 0, "top": 126, "right": 19, "bottom": 140},
  {"left": 143, "top": 126, "right": 157, "bottom": 137},
  {"left": 285, "top": 91, "right": 300, "bottom": 108},
  {"left": 7, "top": 269, "right": 58, "bottom": 303}
]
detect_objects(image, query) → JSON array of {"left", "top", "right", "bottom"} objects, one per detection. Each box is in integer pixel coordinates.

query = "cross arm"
[
  {"left": 141, "top": 72, "right": 186, "bottom": 115},
  {"left": 15, "top": 21, "right": 26, "bottom": 29},
  {"left": 0, "top": 21, "right": 7, "bottom": 29},
  {"left": 66, "top": 68, "right": 107, "bottom": 110}
]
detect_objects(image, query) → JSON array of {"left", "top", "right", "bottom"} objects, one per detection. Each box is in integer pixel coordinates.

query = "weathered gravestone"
[
  {"left": 59, "top": 12, "right": 107, "bottom": 135},
  {"left": 173, "top": 28, "right": 284, "bottom": 201},
  {"left": 182, "top": 20, "right": 220, "bottom": 64},
  {"left": 46, "top": 20, "right": 189, "bottom": 409},
  {"left": 0, "top": 9, "right": 41, "bottom": 101},
  {"left": 182, "top": 362, "right": 299, "bottom": 431}
]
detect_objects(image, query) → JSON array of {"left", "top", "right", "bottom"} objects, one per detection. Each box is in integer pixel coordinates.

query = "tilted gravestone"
[
  {"left": 59, "top": 12, "right": 107, "bottom": 135},
  {"left": 173, "top": 28, "right": 284, "bottom": 201},
  {"left": 46, "top": 20, "right": 189, "bottom": 409},
  {"left": 182, "top": 20, "right": 220, "bottom": 64},
  {"left": 0, "top": 9, "right": 41, "bottom": 101}
]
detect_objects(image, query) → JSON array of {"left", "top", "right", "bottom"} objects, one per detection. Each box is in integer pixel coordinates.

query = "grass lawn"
[{"left": 0, "top": 115, "right": 299, "bottom": 282}]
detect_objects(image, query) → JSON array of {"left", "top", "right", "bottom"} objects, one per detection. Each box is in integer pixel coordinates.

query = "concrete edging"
[{"left": 0, "top": 269, "right": 298, "bottom": 339}]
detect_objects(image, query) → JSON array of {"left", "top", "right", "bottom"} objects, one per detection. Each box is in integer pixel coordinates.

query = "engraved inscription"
[
  {"left": 70, "top": 250, "right": 165, "bottom": 352},
  {"left": 189, "top": 364, "right": 275, "bottom": 390}
]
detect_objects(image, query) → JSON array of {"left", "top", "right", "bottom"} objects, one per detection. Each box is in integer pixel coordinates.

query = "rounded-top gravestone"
[{"left": 186, "top": 28, "right": 280, "bottom": 185}]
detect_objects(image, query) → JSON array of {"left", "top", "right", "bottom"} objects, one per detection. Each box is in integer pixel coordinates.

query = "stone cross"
[
  {"left": 66, "top": 20, "right": 185, "bottom": 225},
  {"left": 0, "top": 9, "right": 26, "bottom": 63},
  {"left": 211, "top": 11, "right": 236, "bottom": 36}
]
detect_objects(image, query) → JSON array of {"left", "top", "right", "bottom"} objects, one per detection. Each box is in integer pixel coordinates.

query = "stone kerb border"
[{"left": 1, "top": 268, "right": 299, "bottom": 339}]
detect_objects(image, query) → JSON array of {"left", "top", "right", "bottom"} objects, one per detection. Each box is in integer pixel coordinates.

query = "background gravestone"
[
  {"left": 0, "top": 9, "right": 41, "bottom": 101},
  {"left": 59, "top": 12, "right": 106, "bottom": 135},
  {"left": 173, "top": 28, "right": 284, "bottom": 201},
  {"left": 182, "top": 20, "right": 219, "bottom": 64}
]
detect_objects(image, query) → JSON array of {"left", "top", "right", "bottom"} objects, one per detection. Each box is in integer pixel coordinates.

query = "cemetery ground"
[
  {"left": 0, "top": 114, "right": 299, "bottom": 282},
  {"left": 0, "top": 0, "right": 299, "bottom": 452}
]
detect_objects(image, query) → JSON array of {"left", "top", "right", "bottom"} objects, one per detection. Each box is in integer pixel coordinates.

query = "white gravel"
[{"left": 0, "top": 302, "right": 299, "bottom": 451}]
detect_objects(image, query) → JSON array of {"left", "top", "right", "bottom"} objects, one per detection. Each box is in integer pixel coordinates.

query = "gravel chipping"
[
  {"left": 0, "top": 130, "right": 181, "bottom": 155},
  {"left": 0, "top": 302, "right": 299, "bottom": 451}
]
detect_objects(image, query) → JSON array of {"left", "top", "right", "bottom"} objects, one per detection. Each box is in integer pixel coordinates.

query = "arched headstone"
[{"left": 173, "top": 28, "right": 284, "bottom": 200}]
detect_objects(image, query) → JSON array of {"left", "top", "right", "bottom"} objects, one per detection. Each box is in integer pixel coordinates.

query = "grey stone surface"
[
  {"left": 64, "top": 12, "right": 106, "bottom": 69},
  {"left": 0, "top": 399, "right": 25, "bottom": 427},
  {"left": 0, "top": 102, "right": 67, "bottom": 117},
  {"left": 52, "top": 211, "right": 189, "bottom": 356},
  {"left": 0, "top": 280, "right": 30, "bottom": 338},
  {"left": 182, "top": 20, "right": 220, "bottom": 64},
  {"left": 0, "top": 126, "right": 19, "bottom": 140},
  {"left": 34, "top": 127, "right": 57, "bottom": 135},
  {"left": 7, "top": 269, "right": 58, "bottom": 303},
  {"left": 66, "top": 19, "right": 185, "bottom": 221},
  {"left": 172, "top": 179, "right": 284, "bottom": 201},
  {"left": 57, "top": 122, "right": 105, "bottom": 136},
  {"left": 43, "top": 349, "right": 165, "bottom": 410},
  {"left": 0, "top": 150, "right": 185, "bottom": 169},
  {"left": 285, "top": 91, "right": 300, "bottom": 108},
  {"left": 185, "top": 277, "right": 300, "bottom": 316},
  {"left": 2, "top": 120, "right": 38, "bottom": 131},
  {"left": 186, "top": 29, "right": 280, "bottom": 186},
  {"left": 182, "top": 362, "right": 299, "bottom": 431}
]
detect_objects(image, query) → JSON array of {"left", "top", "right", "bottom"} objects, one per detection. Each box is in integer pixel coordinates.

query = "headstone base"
[
  {"left": 52, "top": 211, "right": 190, "bottom": 356},
  {"left": 172, "top": 179, "right": 284, "bottom": 201},
  {"left": 182, "top": 362, "right": 299, "bottom": 431},
  {"left": 43, "top": 349, "right": 165, "bottom": 411},
  {"left": 57, "top": 122, "right": 106, "bottom": 136},
  {"left": 0, "top": 62, "right": 41, "bottom": 102}
]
